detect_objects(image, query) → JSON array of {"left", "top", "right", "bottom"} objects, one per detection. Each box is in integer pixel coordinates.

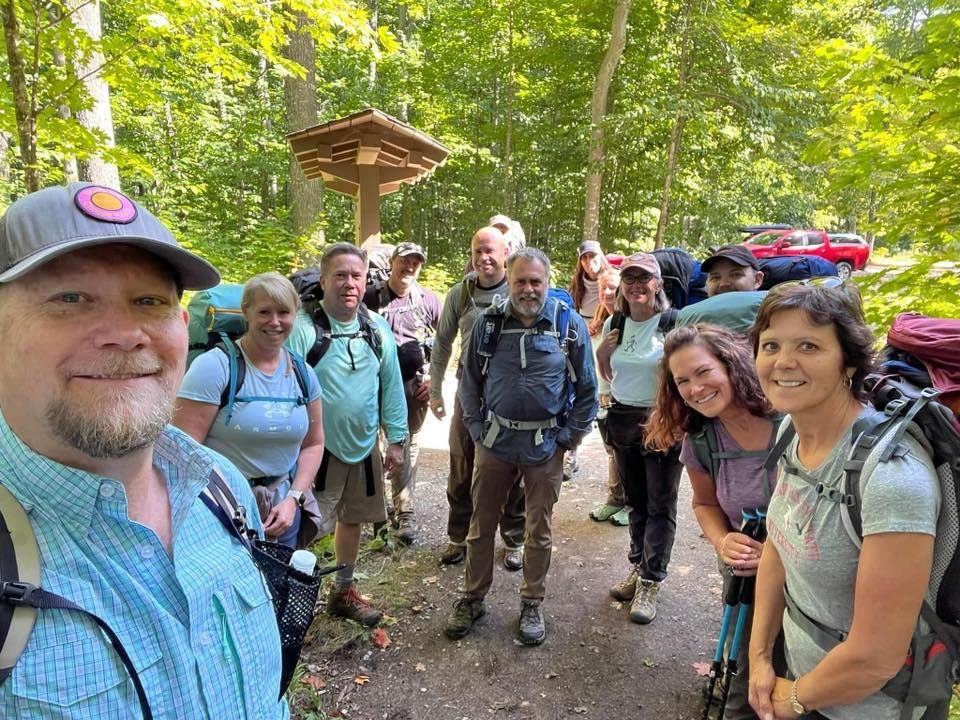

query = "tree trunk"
[
  {"left": 653, "top": 0, "right": 695, "bottom": 250},
  {"left": 53, "top": 33, "right": 79, "bottom": 182},
  {"left": 582, "top": 0, "right": 632, "bottom": 244},
  {"left": 367, "top": 0, "right": 378, "bottom": 89},
  {"left": 69, "top": 0, "right": 120, "bottom": 189},
  {"left": 502, "top": 5, "right": 515, "bottom": 210},
  {"left": 283, "top": 7, "right": 324, "bottom": 246},
  {"left": 2, "top": 0, "right": 41, "bottom": 192}
]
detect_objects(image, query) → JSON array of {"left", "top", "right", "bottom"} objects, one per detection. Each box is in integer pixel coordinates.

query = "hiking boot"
[
  {"left": 440, "top": 543, "right": 465, "bottom": 565},
  {"left": 503, "top": 546, "right": 524, "bottom": 571},
  {"left": 590, "top": 503, "right": 623, "bottom": 522},
  {"left": 395, "top": 513, "right": 417, "bottom": 545},
  {"left": 629, "top": 578, "right": 660, "bottom": 624},
  {"left": 562, "top": 452, "right": 579, "bottom": 482},
  {"left": 609, "top": 566, "right": 639, "bottom": 601},
  {"left": 327, "top": 584, "right": 383, "bottom": 626},
  {"left": 610, "top": 507, "right": 631, "bottom": 526},
  {"left": 444, "top": 597, "right": 485, "bottom": 639},
  {"left": 518, "top": 600, "right": 546, "bottom": 645}
]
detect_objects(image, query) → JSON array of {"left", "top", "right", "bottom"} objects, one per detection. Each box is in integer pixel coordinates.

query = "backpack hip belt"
[{"left": 481, "top": 411, "right": 559, "bottom": 448}]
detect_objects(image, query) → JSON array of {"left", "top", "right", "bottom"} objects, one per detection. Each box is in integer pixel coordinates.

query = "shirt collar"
[{"left": 0, "top": 412, "right": 214, "bottom": 534}]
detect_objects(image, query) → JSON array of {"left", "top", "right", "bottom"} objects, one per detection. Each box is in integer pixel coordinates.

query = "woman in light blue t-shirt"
[
  {"left": 174, "top": 272, "right": 325, "bottom": 548},
  {"left": 595, "top": 252, "right": 682, "bottom": 628}
]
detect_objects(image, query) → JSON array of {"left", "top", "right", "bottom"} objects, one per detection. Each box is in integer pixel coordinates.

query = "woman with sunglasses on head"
[
  {"left": 747, "top": 284, "right": 940, "bottom": 720},
  {"left": 646, "top": 323, "right": 783, "bottom": 719},
  {"left": 595, "top": 252, "right": 682, "bottom": 625}
]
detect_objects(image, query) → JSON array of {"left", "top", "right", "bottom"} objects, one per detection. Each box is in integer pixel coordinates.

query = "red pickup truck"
[{"left": 742, "top": 229, "right": 870, "bottom": 281}]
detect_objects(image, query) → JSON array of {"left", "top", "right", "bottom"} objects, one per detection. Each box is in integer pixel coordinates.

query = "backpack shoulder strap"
[
  {"left": 690, "top": 420, "right": 721, "bottom": 483},
  {"left": 306, "top": 305, "right": 333, "bottom": 367},
  {"left": 658, "top": 308, "right": 678, "bottom": 334},
  {"left": 357, "top": 305, "right": 383, "bottom": 361},
  {"left": 460, "top": 274, "right": 478, "bottom": 317},
  {"left": 213, "top": 335, "right": 245, "bottom": 423},
  {"left": 0, "top": 485, "right": 155, "bottom": 718},
  {"left": 287, "top": 350, "right": 311, "bottom": 403},
  {"left": 611, "top": 311, "right": 627, "bottom": 345}
]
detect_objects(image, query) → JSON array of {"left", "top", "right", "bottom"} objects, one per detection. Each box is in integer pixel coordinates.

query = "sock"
[{"left": 335, "top": 564, "right": 355, "bottom": 591}]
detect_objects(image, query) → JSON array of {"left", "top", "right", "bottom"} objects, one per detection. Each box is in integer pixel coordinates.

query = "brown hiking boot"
[
  {"left": 444, "top": 597, "right": 485, "bottom": 639},
  {"left": 395, "top": 513, "right": 417, "bottom": 545},
  {"left": 609, "top": 566, "right": 639, "bottom": 601},
  {"left": 327, "top": 584, "right": 383, "bottom": 626},
  {"left": 440, "top": 542, "right": 466, "bottom": 565}
]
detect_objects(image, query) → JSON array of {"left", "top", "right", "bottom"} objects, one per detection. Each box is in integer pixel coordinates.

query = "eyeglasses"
[{"left": 622, "top": 273, "right": 655, "bottom": 286}]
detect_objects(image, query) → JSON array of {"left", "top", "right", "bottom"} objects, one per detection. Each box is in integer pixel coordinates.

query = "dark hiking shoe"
[
  {"left": 610, "top": 507, "right": 631, "bottom": 526},
  {"left": 395, "top": 514, "right": 417, "bottom": 545},
  {"left": 440, "top": 542, "right": 465, "bottom": 565},
  {"left": 445, "top": 597, "right": 485, "bottom": 639},
  {"left": 328, "top": 584, "right": 383, "bottom": 626},
  {"left": 629, "top": 579, "right": 660, "bottom": 624},
  {"left": 609, "top": 566, "right": 639, "bottom": 601},
  {"left": 503, "top": 546, "right": 524, "bottom": 571},
  {"left": 518, "top": 601, "right": 546, "bottom": 645}
]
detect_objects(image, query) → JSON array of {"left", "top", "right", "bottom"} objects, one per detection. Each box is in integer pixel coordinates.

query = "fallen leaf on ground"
[
  {"left": 302, "top": 673, "right": 327, "bottom": 691},
  {"left": 573, "top": 707, "right": 588, "bottom": 714},
  {"left": 544, "top": 672, "right": 558, "bottom": 679},
  {"left": 415, "top": 663, "right": 427, "bottom": 672},
  {"left": 693, "top": 661, "right": 712, "bottom": 677},
  {"left": 354, "top": 674, "right": 370, "bottom": 685},
  {"left": 422, "top": 575, "right": 438, "bottom": 585},
  {"left": 641, "top": 657, "right": 655, "bottom": 667},
  {"left": 371, "top": 628, "right": 391, "bottom": 649}
]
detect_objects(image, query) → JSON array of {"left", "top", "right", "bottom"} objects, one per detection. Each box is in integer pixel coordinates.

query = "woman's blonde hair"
[{"left": 241, "top": 272, "right": 301, "bottom": 316}]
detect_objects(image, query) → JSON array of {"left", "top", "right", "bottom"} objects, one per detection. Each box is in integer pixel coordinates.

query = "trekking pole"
[
  {"left": 716, "top": 509, "right": 768, "bottom": 719},
  {"left": 702, "top": 511, "right": 756, "bottom": 720}
]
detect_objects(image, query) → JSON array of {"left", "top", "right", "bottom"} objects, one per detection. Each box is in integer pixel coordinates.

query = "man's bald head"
[{"left": 470, "top": 226, "right": 508, "bottom": 286}]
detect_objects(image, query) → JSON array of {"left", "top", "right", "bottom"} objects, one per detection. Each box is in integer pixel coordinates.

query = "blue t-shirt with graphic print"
[{"left": 178, "top": 345, "right": 321, "bottom": 479}]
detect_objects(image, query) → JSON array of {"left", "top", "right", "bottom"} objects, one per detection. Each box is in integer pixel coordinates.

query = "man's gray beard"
[
  {"left": 509, "top": 295, "right": 545, "bottom": 319},
  {"left": 46, "top": 387, "right": 173, "bottom": 459}
]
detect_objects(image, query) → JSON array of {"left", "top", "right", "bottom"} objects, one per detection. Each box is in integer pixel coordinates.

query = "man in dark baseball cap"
[
  {"left": 674, "top": 244, "right": 767, "bottom": 334},
  {"left": 700, "top": 244, "right": 763, "bottom": 296},
  {"left": 0, "top": 184, "right": 288, "bottom": 717}
]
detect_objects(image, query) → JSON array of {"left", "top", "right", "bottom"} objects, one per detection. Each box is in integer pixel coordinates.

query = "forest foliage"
[{"left": 0, "top": 0, "right": 956, "bottom": 325}]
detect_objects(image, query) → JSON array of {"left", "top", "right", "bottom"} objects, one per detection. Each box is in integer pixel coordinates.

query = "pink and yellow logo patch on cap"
[{"left": 74, "top": 185, "right": 138, "bottom": 224}]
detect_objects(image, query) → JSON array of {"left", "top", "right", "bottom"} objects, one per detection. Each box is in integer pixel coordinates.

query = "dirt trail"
[{"left": 291, "top": 385, "right": 726, "bottom": 720}]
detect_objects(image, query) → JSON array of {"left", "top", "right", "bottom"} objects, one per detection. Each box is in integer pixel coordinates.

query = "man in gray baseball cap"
[{"left": 0, "top": 183, "right": 288, "bottom": 717}]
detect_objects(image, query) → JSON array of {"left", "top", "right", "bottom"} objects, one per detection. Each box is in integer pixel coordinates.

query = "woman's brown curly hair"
[{"left": 645, "top": 323, "right": 773, "bottom": 451}]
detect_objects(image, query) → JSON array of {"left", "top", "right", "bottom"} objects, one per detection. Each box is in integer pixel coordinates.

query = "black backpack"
[
  {"left": 765, "top": 378, "right": 960, "bottom": 718},
  {"left": 651, "top": 247, "right": 695, "bottom": 309},
  {"left": 305, "top": 303, "right": 383, "bottom": 369}
]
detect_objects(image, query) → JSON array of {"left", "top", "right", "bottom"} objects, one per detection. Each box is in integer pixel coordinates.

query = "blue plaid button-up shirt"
[{"left": 0, "top": 413, "right": 289, "bottom": 719}]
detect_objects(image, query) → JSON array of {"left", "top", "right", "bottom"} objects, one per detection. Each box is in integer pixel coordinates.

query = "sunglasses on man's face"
[{"left": 621, "top": 273, "right": 655, "bottom": 286}]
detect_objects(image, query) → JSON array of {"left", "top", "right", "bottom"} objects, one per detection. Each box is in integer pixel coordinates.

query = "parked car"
[{"left": 742, "top": 228, "right": 870, "bottom": 280}]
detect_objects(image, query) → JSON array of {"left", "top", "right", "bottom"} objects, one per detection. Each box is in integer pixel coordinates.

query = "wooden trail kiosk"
[{"left": 287, "top": 108, "right": 450, "bottom": 247}]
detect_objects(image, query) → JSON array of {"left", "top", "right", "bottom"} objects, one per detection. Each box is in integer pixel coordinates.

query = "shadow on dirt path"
[{"left": 290, "top": 379, "right": 727, "bottom": 720}]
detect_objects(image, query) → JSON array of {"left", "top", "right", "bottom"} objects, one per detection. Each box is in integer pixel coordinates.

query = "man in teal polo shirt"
[
  {"left": 0, "top": 184, "right": 288, "bottom": 717},
  {"left": 305, "top": 243, "right": 407, "bottom": 626}
]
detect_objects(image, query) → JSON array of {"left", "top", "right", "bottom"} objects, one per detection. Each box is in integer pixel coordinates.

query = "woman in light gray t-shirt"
[{"left": 748, "top": 285, "right": 939, "bottom": 720}]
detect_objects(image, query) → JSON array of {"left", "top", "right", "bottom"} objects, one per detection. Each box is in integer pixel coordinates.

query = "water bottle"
[{"left": 290, "top": 549, "right": 317, "bottom": 576}]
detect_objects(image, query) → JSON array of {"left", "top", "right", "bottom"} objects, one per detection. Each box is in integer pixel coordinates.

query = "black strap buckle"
[{"left": 0, "top": 580, "right": 39, "bottom": 606}]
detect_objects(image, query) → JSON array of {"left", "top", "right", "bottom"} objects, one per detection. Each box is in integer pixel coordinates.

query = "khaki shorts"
[{"left": 313, "top": 444, "right": 387, "bottom": 535}]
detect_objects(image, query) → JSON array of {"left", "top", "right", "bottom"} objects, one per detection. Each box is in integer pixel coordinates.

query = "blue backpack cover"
[{"left": 758, "top": 256, "right": 838, "bottom": 290}]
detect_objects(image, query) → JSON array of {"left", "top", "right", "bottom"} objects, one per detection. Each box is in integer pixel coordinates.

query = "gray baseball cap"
[{"left": 0, "top": 183, "right": 221, "bottom": 290}]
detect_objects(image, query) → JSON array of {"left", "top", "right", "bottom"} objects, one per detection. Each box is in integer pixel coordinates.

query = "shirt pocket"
[
  {"left": 215, "top": 566, "right": 284, "bottom": 716},
  {"left": 11, "top": 633, "right": 162, "bottom": 717}
]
